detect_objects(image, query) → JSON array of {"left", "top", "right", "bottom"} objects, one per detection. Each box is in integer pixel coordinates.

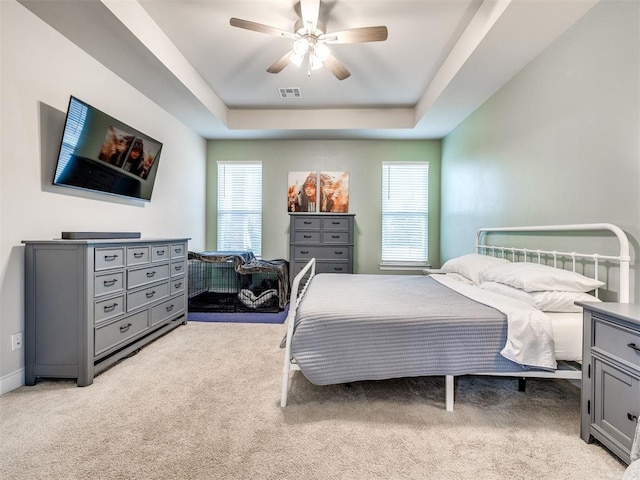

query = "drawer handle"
[
  {"left": 332, "top": 221, "right": 340, "bottom": 225},
  {"left": 334, "top": 267, "right": 343, "bottom": 271},
  {"left": 627, "top": 343, "right": 640, "bottom": 353},
  {"left": 331, "top": 235, "right": 340, "bottom": 239},
  {"left": 156, "top": 250, "right": 165, "bottom": 255},
  {"left": 166, "top": 304, "right": 175, "bottom": 312},
  {"left": 303, "top": 221, "right": 312, "bottom": 224},
  {"left": 119, "top": 323, "right": 132, "bottom": 333},
  {"left": 133, "top": 252, "right": 144, "bottom": 258},
  {"left": 174, "top": 282, "right": 182, "bottom": 289},
  {"left": 334, "top": 251, "right": 343, "bottom": 255},
  {"left": 103, "top": 303, "right": 118, "bottom": 312},
  {"left": 304, "top": 235, "right": 312, "bottom": 239},
  {"left": 103, "top": 279, "right": 118, "bottom": 287},
  {"left": 628, "top": 413, "right": 638, "bottom": 422},
  {"left": 174, "top": 265, "right": 183, "bottom": 271},
  {"left": 104, "top": 254, "right": 118, "bottom": 262},
  {"left": 301, "top": 250, "right": 309, "bottom": 254},
  {"left": 146, "top": 271, "right": 156, "bottom": 278},
  {"left": 174, "top": 248, "right": 181, "bottom": 253},
  {"left": 146, "top": 291, "right": 156, "bottom": 299}
]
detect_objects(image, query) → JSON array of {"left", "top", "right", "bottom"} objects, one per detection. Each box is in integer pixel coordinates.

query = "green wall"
[{"left": 207, "top": 139, "right": 441, "bottom": 274}]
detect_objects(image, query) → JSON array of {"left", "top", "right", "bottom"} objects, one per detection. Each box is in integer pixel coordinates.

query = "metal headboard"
[{"left": 475, "top": 223, "right": 630, "bottom": 303}]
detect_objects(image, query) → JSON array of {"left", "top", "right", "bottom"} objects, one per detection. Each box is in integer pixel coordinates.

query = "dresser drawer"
[
  {"left": 594, "top": 317, "right": 640, "bottom": 368},
  {"left": 95, "top": 310, "right": 149, "bottom": 356},
  {"left": 171, "top": 243, "right": 186, "bottom": 259},
  {"left": 316, "top": 262, "right": 352, "bottom": 274},
  {"left": 127, "top": 246, "right": 150, "bottom": 266},
  {"left": 322, "top": 231, "right": 350, "bottom": 244},
  {"left": 294, "top": 231, "right": 321, "bottom": 243},
  {"left": 171, "top": 260, "right": 186, "bottom": 277},
  {"left": 151, "top": 244, "right": 170, "bottom": 262},
  {"left": 128, "top": 263, "right": 170, "bottom": 289},
  {"left": 150, "top": 295, "right": 185, "bottom": 326},
  {"left": 322, "top": 217, "right": 350, "bottom": 230},
  {"left": 94, "top": 271, "right": 125, "bottom": 297},
  {"left": 293, "top": 217, "right": 321, "bottom": 230},
  {"left": 127, "top": 281, "right": 170, "bottom": 312},
  {"left": 94, "top": 294, "right": 125, "bottom": 324},
  {"left": 170, "top": 276, "right": 186, "bottom": 295},
  {"left": 94, "top": 248, "right": 125, "bottom": 271},
  {"left": 293, "top": 245, "right": 350, "bottom": 261}
]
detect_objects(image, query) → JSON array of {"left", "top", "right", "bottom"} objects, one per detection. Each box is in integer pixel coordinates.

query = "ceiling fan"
[{"left": 230, "top": 0, "right": 388, "bottom": 80}]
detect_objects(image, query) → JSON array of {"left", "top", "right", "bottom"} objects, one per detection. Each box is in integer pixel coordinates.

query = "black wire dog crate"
[{"left": 188, "top": 251, "right": 287, "bottom": 313}]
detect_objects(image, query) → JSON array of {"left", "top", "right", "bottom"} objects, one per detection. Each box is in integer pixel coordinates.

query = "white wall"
[
  {"left": 0, "top": 1, "right": 207, "bottom": 393},
  {"left": 440, "top": 0, "right": 639, "bottom": 302}
]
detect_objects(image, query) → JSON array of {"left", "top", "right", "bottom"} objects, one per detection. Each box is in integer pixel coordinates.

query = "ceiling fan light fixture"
[{"left": 314, "top": 43, "right": 330, "bottom": 61}]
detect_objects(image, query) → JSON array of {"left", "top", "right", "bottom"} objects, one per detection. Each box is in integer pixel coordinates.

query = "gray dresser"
[
  {"left": 579, "top": 302, "right": 640, "bottom": 464},
  {"left": 23, "top": 237, "right": 189, "bottom": 386},
  {"left": 289, "top": 213, "right": 355, "bottom": 277}
]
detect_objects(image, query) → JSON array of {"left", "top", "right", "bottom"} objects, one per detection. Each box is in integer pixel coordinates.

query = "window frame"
[
  {"left": 216, "top": 161, "right": 263, "bottom": 258},
  {"left": 380, "top": 161, "right": 430, "bottom": 270}
]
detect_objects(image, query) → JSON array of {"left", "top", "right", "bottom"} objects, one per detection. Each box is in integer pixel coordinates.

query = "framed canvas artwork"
[
  {"left": 320, "top": 171, "right": 349, "bottom": 212},
  {"left": 287, "top": 171, "right": 317, "bottom": 212}
]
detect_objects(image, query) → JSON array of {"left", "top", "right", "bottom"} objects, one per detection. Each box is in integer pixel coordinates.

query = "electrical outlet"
[{"left": 11, "top": 332, "right": 23, "bottom": 351}]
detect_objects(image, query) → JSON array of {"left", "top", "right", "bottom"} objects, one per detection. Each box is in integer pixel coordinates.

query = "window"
[
  {"left": 381, "top": 162, "right": 429, "bottom": 267},
  {"left": 217, "top": 161, "right": 262, "bottom": 257}
]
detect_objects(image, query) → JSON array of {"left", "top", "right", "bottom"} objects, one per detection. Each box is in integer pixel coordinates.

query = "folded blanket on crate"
[{"left": 188, "top": 251, "right": 290, "bottom": 309}]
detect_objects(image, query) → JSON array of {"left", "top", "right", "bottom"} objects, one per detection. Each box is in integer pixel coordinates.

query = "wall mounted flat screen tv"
[{"left": 53, "top": 96, "right": 163, "bottom": 201}]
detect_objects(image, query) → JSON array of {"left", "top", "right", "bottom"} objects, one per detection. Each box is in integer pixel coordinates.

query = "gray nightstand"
[{"left": 579, "top": 302, "right": 640, "bottom": 464}]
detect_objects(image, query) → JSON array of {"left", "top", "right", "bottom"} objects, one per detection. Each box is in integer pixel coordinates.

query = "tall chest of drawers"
[
  {"left": 289, "top": 213, "right": 355, "bottom": 277},
  {"left": 23, "top": 237, "right": 189, "bottom": 386},
  {"left": 579, "top": 302, "right": 640, "bottom": 464}
]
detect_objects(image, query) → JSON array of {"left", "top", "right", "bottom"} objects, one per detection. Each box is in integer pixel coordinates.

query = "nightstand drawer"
[{"left": 594, "top": 317, "right": 640, "bottom": 368}]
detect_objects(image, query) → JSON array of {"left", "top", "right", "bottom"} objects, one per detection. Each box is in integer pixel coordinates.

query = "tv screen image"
[{"left": 53, "top": 96, "right": 163, "bottom": 201}]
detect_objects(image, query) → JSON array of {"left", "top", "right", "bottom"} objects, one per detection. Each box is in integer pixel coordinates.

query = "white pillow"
[
  {"left": 532, "top": 290, "right": 602, "bottom": 312},
  {"left": 441, "top": 253, "right": 510, "bottom": 285},
  {"left": 480, "top": 262, "right": 605, "bottom": 293},
  {"left": 479, "top": 281, "right": 537, "bottom": 307}
]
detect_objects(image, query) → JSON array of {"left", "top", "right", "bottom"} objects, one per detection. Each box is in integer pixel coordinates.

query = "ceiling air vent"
[{"left": 278, "top": 87, "right": 301, "bottom": 99}]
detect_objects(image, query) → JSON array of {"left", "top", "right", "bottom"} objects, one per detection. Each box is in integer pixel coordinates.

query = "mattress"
[{"left": 291, "top": 274, "right": 549, "bottom": 386}]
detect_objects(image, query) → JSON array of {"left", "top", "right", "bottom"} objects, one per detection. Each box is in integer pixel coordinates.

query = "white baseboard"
[{"left": 0, "top": 368, "right": 25, "bottom": 395}]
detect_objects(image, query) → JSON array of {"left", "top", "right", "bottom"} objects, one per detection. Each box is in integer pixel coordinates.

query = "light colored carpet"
[{"left": 0, "top": 322, "right": 627, "bottom": 480}]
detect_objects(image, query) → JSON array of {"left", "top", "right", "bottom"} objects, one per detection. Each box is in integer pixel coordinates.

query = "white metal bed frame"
[{"left": 281, "top": 223, "right": 631, "bottom": 410}]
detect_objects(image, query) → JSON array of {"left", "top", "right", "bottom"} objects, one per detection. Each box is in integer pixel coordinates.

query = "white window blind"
[
  {"left": 381, "top": 162, "right": 429, "bottom": 266},
  {"left": 217, "top": 161, "right": 262, "bottom": 257}
]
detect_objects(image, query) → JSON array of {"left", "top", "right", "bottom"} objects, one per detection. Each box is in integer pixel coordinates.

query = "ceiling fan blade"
[
  {"left": 325, "top": 26, "right": 388, "bottom": 44},
  {"left": 267, "top": 51, "right": 294, "bottom": 74},
  {"left": 230, "top": 18, "right": 294, "bottom": 39},
  {"left": 300, "top": 0, "right": 320, "bottom": 32},
  {"left": 323, "top": 54, "right": 351, "bottom": 80}
]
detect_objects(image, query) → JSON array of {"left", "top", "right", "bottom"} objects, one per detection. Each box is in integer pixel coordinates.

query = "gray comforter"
[{"left": 291, "top": 274, "right": 529, "bottom": 386}]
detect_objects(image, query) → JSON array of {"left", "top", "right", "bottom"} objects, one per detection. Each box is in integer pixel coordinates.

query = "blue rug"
[{"left": 188, "top": 305, "right": 289, "bottom": 324}]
